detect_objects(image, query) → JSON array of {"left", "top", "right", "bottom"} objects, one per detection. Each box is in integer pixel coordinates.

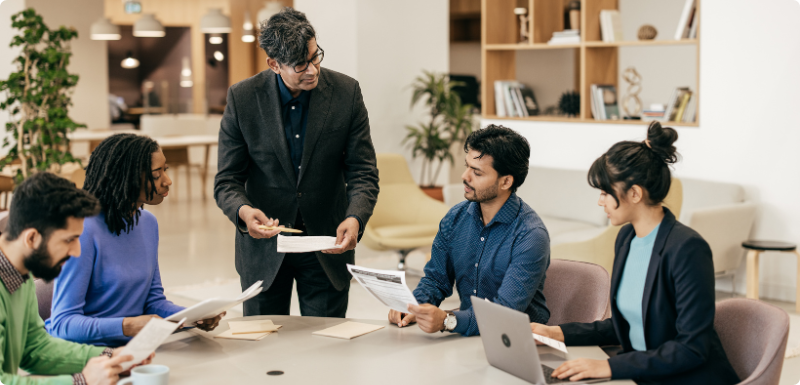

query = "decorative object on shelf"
[
  {"left": 0, "top": 9, "right": 85, "bottom": 182},
  {"left": 637, "top": 24, "right": 657, "bottom": 40},
  {"left": 133, "top": 14, "right": 165, "bottom": 37},
  {"left": 242, "top": 11, "right": 255, "bottom": 43},
  {"left": 558, "top": 91, "right": 580, "bottom": 117},
  {"left": 547, "top": 29, "right": 580, "bottom": 45},
  {"left": 404, "top": 71, "right": 475, "bottom": 188},
  {"left": 621, "top": 67, "right": 642, "bottom": 118},
  {"left": 514, "top": 7, "right": 529, "bottom": 44},
  {"left": 590, "top": 85, "right": 620, "bottom": 120},
  {"left": 258, "top": 1, "right": 283, "bottom": 24},
  {"left": 90, "top": 17, "right": 120, "bottom": 40},
  {"left": 121, "top": 51, "right": 140, "bottom": 69},
  {"left": 643, "top": 104, "right": 665, "bottom": 120},
  {"left": 568, "top": 1, "right": 581, "bottom": 31},
  {"left": 542, "top": 105, "right": 559, "bottom": 116},
  {"left": 201, "top": 9, "right": 231, "bottom": 34}
]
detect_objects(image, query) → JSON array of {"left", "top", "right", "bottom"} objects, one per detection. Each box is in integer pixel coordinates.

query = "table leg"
[
  {"left": 201, "top": 144, "right": 210, "bottom": 200},
  {"left": 746, "top": 250, "right": 760, "bottom": 299},
  {"left": 795, "top": 250, "right": 800, "bottom": 314}
]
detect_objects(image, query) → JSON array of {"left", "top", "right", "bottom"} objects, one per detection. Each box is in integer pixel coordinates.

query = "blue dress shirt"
[
  {"left": 616, "top": 223, "right": 661, "bottom": 351},
  {"left": 413, "top": 193, "right": 551, "bottom": 336}
]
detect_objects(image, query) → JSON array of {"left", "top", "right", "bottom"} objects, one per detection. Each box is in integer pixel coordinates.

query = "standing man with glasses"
[{"left": 215, "top": 8, "right": 379, "bottom": 317}]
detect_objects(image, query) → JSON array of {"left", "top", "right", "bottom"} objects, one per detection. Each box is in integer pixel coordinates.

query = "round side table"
[{"left": 742, "top": 240, "right": 800, "bottom": 312}]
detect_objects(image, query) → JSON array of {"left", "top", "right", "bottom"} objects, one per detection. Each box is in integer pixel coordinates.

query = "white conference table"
[{"left": 154, "top": 315, "right": 634, "bottom": 384}]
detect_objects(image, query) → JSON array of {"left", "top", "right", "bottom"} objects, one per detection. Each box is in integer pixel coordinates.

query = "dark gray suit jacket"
[{"left": 214, "top": 68, "right": 379, "bottom": 291}]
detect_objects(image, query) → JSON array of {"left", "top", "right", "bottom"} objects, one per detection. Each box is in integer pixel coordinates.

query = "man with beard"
[
  {"left": 0, "top": 172, "right": 148, "bottom": 385},
  {"left": 388, "top": 125, "right": 551, "bottom": 336}
]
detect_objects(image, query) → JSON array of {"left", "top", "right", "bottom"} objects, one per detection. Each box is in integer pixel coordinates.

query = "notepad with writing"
[{"left": 312, "top": 321, "right": 384, "bottom": 340}]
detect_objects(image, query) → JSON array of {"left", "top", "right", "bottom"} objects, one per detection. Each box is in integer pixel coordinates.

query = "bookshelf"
[{"left": 481, "top": 0, "right": 700, "bottom": 126}]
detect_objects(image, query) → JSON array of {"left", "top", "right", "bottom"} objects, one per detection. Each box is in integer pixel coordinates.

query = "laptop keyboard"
[{"left": 541, "top": 365, "right": 572, "bottom": 384}]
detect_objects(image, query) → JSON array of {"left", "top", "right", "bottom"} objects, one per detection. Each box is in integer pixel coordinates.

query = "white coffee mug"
[{"left": 117, "top": 365, "right": 169, "bottom": 385}]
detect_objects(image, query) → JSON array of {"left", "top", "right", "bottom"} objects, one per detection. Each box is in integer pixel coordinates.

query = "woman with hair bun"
[{"left": 530, "top": 122, "right": 739, "bottom": 384}]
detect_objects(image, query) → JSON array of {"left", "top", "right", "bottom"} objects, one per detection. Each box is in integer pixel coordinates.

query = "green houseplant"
[
  {"left": 0, "top": 8, "right": 84, "bottom": 183},
  {"left": 404, "top": 71, "right": 474, "bottom": 193}
]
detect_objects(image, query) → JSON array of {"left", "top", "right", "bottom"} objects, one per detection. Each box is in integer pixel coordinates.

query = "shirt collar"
[
  {"left": 0, "top": 247, "right": 29, "bottom": 295},
  {"left": 276, "top": 73, "right": 310, "bottom": 108},
  {"left": 466, "top": 193, "right": 521, "bottom": 226}
]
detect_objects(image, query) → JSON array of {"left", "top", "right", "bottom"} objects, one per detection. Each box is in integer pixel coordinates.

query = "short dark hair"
[
  {"left": 82, "top": 134, "right": 161, "bottom": 236},
  {"left": 464, "top": 124, "right": 531, "bottom": 193},
  {"left": 259, "top": 8, "right": 316, "bottom": 67},
  {"left": 588, "top": 121, "right": 679, "bottom": 206},
  {"left": 5, "top": 172, "right": 100, "bottom": 241}
]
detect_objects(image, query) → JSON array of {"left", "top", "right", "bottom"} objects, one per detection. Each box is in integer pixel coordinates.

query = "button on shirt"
[
  {"left": 413, "top": 194, "right": 551, "bottom": 336},
  {"left": 277, "top": 74, "right": 310, "bottom": 177}
]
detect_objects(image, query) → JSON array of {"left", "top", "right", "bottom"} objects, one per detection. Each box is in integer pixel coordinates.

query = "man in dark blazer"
[{"left": 214, "top": 8, "right": 379, "bottom": 317}]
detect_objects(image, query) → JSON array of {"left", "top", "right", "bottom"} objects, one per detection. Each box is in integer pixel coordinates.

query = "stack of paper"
[
  {"left": 277, "top": 235, "right": 342, "bottom": 253},
  {"left": 215, "top": 320, "right": 283, "bottom": 341},
  {"left": 313, "top": 321, "right": 384, "bottom": 340}
]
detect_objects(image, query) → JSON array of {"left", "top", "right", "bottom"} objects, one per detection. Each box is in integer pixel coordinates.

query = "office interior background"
[{"left": 1, "top": 0, "right": 800, "bottom": 383}]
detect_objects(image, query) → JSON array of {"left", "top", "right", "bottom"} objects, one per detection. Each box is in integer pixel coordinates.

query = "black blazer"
[
  {"left": 560, "top": 208, "right": 739, "bottom": 385},
  {"left": 214, "top": 68, "right": 379, "bottom": 291}
]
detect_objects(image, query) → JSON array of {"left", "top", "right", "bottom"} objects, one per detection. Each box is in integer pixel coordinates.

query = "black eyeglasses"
[{"left": 293, "top": 46, "right": 324, "bottom": 73}]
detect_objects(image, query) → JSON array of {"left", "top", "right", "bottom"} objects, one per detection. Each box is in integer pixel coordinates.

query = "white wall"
[
  {"left": 484, "top": 0, "right": 800, "bottom": 302},
  {"left": 296, "top": 0, "right": 450, "bottom": 186},
  {"left": 0, "top": 0, "right": 25, "bottom": 158}
]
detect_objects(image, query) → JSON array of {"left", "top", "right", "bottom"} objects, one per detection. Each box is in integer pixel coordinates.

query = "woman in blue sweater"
[
  {"left": 47, "top": 134, "right": 223, "bottom": 346},
  {"left": 531, "top": 122, "right": 739, "bottom": 384}
]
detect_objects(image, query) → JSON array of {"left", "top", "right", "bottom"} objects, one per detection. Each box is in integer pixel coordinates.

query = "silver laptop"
[{"left": 472, "top": 297, "right": 610, "bottom": 385}]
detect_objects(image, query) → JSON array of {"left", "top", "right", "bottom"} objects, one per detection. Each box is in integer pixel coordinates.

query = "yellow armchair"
[{"left": 361, "top": 154, "right": 450, "bottom": 270}]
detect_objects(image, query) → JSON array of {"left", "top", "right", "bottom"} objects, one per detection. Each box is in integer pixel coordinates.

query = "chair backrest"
[
  {"left": 34, "top": 279, "right": 54, "bottom": 321},
  {"left": 679, "top": 177, "right": 746, "bottom": 222},
  {"left": 662, "top": 177, "right": 683, "bottom": 220},
  {"left": 368, "top": 153, "right": 445, "bottom": 228},
  {"left": 714, "top": 298, "right": 789, "bottom": 385},
  {"left": 689, "top": 202, "right": 758, "bottom": 274},
  {"left": 543, "top": 259, "right": 610, "bottom": 326}
]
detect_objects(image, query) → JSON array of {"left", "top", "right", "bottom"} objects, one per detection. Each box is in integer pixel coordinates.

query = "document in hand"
[
  {"left": 277, "top": 234, "right": 342, "bottom": 253},
  {"left": 532, "top": 333, "right": 568, "bottom": 353},
  {"left": 313, "top": 321, "right": 384, "bottom": 340},
  {"left": 165, "top": 280, "right": 263, "bottom": 324},
  {"left": 346, "top": 264, "right": 419, "bottom": 313},
  {"left": 117, "top": 317, "right": 185, "bottom": 370}
]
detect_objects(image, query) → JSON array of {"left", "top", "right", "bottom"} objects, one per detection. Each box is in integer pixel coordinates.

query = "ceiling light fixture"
[
  {"left": 257, "top": 1, "right": 283, "bottom": 25},
  {"left": 133, "top": 14, "right": 165, "bottom": 37},
  {"left": 214, "top": 51, "right": 225, "bottom": 62},
  {"left": 180, "top": 57, "right": 193, "bottom": 88},
  {"left": 200, "top": 8, "right": 231, "bottom": 34},
  {"left": 121, "top": 51, "right": 140, "bottom": 69},
  {"left": 209, "top": 33, "right": 223, "bottom": 45},
  {"left": 90, "top": 17, "right": 121, "bottom": 40},
  {"left": 242, "top": 11, "right": 255, "bottom": 43}
]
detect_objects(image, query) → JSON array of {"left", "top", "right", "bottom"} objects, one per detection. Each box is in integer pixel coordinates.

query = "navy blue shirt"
[
  {"left": 413, "top": 193, "right": 550, "bottom": 336},
  {"left": 277, "top": 74, "right": 310, "bottom": 177}
]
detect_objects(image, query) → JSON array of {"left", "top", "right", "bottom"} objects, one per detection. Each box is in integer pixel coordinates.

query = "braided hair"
[{"left": 82, "top": 134, "right": 160, "bottom": 235}]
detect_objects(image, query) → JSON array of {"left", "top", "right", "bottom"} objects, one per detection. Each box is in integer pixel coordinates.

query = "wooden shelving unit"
[{"left": 481, "top": 0, "right": 701, "bottom": 126}]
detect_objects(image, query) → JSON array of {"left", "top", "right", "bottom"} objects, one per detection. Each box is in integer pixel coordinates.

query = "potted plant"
[
  {"left": 0, "top": 8, "right": 85, "bottom": 184},
  {"left": 404, "top": 71, "right": 474, "bottom": 200}
]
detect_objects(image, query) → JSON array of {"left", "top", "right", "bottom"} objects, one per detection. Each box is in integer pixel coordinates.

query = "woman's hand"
[
  {"left": 195, "top": 312, "right": 226, "bottom": 331},
  {"left": 551, "top": 358, "right": 611, "bottom": 381},
  {"left": 530, "top": 322, "right": 564, "bottom": 343}
]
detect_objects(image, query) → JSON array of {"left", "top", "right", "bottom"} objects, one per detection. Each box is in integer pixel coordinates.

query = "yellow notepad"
[
  {"left": 312, "top": 321, "right": 384, "bottom": 340},
  {"left": 228, "top": 320, "right": 282, "bottom": 335}
]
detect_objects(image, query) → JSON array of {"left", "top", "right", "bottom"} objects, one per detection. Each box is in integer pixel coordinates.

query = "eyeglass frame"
[{"left": 291, "top": 46, "right": 324, "bottom": 73}]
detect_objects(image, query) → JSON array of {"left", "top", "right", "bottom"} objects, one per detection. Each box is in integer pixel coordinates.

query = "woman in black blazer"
[{"left": 531, "top": 122, "right": 739, "bottom": 385}]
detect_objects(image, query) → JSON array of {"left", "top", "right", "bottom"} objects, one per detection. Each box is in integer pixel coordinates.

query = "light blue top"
[
  {"left": 616, "top": 223, "right": 660, "bottom": 351},
  {"left": 46, "top": 209, "right": 184, "bottom": 346}
]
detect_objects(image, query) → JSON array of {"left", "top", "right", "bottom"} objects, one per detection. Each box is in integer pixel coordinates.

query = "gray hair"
[{"left": 259, "top": 8, "right": 316, "bottom": 67}]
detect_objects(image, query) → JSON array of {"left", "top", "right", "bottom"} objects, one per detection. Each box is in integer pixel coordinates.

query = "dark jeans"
[{"left": 242, "top": 252, "right": 349, "bottom": 317}]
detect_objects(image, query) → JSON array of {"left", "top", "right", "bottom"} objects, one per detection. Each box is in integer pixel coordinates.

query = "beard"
[
  {"left": 23, "top": 238, "right": 70, "bottom": 282},
  {"left": 464, "top": 181, "right": 500, "bottom": 203}
]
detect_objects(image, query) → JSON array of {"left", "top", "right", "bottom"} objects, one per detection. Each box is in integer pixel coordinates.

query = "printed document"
[
  {"left": 277, "top": 235, "right": 341, "bottom": 253},
  {"left": 166, "top": 280, "right": 263, "bottom": 324},
  {"left": 533, "top": 333, "right": 569, "bottom": 353},
  {"left": 347, "top": 264, "right": 418, "bottom": 313},
  {"left": 118, "top": 317, "right": 185, "bottom": 370}
]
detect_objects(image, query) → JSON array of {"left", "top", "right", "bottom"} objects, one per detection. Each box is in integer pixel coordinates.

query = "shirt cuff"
[
  {"left": 346, "top": 215, "right": 364, "bottom": 235},
  {"left": 98, "top": 317, "right": 127, "bottom": 341},
  {"left": 73, "top": 373, "right": 88, "bottom": 385},
  {"left": 451, "top": 309, "right": 471, "bottom": 335},
  {"left": 236, "top": 204, "right": 251, "bottom": 233}
]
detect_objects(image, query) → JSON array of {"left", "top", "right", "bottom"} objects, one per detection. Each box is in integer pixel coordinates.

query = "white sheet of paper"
[
  {"left": 165, "top": 280, "right": 263, "bottom": 324},
  {"left": 118, "top": 318, "right": 184, "bottom": 370},
  {"left": 532, "top": 333, "right": 568, "bottom": 353},
  {"left": 277, "top": 235, "right": 341, "bottom": 253},
  {"left": 347, "top": 264, "right": 418, "bottom": 313}
]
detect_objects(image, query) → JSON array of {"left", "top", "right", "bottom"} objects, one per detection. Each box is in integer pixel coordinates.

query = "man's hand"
[
  {"left": 322, "top": 217, "right": 359, "bottom": 254},
  {"left": 82, "top": 354, "right": 132, "bottom": 385},
  {"left": 407, "top": 303, "right": 447, "bottom": 333},
  {"left": 113, "top": 350, "right": 154, "bottom": 377},
  {"left": 122, "top": 315, "right": 162, "bottom": 337},
  {"left": 551, "top": 358, "right": 611, "bottom": 382},
  {"left": 195, "top": 312, "right": 226, "bottom": 331},
  {"left": 530, "top": 322, "right": 565, "bottom": 343},
  {"left": 388, "top": 309, "right": 416, "bottom": 327},
  {"left": 239, "top": 206, "right": 282, "bottom": 239}
]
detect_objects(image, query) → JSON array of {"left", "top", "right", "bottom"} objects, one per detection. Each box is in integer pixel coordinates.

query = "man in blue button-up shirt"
[{"left": 389, "top": 125, "right": 550, "bottom": 336}]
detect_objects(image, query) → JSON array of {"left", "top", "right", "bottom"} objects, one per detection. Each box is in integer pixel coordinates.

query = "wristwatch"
[{"left": 441, "top": 311, "right": 457, "bottom": 332}]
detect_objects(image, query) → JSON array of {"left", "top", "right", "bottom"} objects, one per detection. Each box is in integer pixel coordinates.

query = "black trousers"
[{"left": 242, "top": 251, "right": 349, "bottom": 317}]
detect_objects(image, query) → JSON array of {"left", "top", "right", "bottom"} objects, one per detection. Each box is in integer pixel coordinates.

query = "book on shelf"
[
  {"left": 600, "top": 10, "right": 623, "bottom": 43},
  {"left": 591, "top": 84, "right": 620, "bottom": 121},
  {"left": 664, "top": 87, "right": 692, "bottom": 122},
  {"left": 675, "top": 0, "right": 697, "bottom": 40},
  {"left": 548, "top": 29, "right": 580, "bottom": 45},
  {"left": 493, "top": 81, "right": 539, "bottom": 118},
  {"left": 681, "top": 95, "right": 697, "bottom": 123}
]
